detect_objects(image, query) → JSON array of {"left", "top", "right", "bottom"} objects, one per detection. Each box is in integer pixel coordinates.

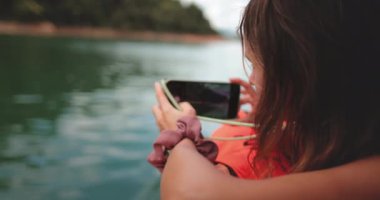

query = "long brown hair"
[{"left": 240, "top": 0, "right": 380, "bottom": 177}]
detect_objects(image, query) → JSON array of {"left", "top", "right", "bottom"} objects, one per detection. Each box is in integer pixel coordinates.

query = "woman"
[{"left": 150, "top": 0, "right": 380, "bottom": 199}]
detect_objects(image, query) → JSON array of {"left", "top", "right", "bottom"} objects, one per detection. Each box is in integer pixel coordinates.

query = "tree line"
[{"left": 0, "top": 0, "right": 216, "bottom": 34}]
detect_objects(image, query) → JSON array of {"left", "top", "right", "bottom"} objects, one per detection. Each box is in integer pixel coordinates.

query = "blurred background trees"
[{"left": 0, "top": 0, "right": 216, "bottom": 34}]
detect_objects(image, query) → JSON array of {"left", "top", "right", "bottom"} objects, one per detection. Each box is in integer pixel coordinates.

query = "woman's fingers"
[
  {"left": 231, "top": 77, "right": 258, "bottom": 120},
  {"left": 239, "top": 96, "right": 252, "bottom": 105},
  {"left": 230, "top": 78, "right": 252, "bottom": 89},
  {"left": 155, "top": 82, "right": 172, "bottom": 109},
  {"left": 230, "top": 78, "right": 254, "bottom": 92},
  {"left": 152, "top": 104, "right": 164, "bottom": 131},
  {"left": 153, "top": 83, "right": 196, "bottom": 131},
  {"left": 152, "top": 104, "right": 162, "bottom": 120},
  {"left": 230, "top": 78, "right": 256, "bottom": 96},
  {"left": 178, "top": 102, "right": 196, "bottom": 116}
]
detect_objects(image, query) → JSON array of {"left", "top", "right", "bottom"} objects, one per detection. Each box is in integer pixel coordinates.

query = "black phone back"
[{"left": 166, "top": 80, "right": 240, "bottom": 119}]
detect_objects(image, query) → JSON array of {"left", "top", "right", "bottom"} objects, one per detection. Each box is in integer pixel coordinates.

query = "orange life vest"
[{"left": 212, "top": 113, "right": 290, "bottom": 179}]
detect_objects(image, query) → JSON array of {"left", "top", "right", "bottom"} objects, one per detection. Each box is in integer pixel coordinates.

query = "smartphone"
[{"left": 164, "top": 80, "right": 240, "bottom": 119}]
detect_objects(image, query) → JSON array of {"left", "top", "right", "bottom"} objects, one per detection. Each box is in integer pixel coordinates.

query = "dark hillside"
[{"left": 0, "top": 0, "right": 216, "bottom": 34}]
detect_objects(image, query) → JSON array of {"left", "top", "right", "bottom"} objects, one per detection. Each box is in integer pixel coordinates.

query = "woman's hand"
[
  {"left": 230, "top": 77, "right": 258, "bottom": 122},
  {"left": 152, "top": 82, "right": 196, "bottom": 131}
]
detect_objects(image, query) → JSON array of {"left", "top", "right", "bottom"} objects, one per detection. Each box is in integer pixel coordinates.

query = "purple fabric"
[{"left": 147, "top": 116, "right": 218, "bottom": 172}]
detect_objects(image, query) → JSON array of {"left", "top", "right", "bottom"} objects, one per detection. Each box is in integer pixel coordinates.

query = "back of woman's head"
[{"left": 240, "top": 0, "right": 380, "bottom": 176}]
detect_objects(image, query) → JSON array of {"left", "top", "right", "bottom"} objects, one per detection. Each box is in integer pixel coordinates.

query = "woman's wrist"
[
  {"left": 147, "top": 116, "right": 218, "bottom": 172},
  {"left": 175, "top": 138, "right": 196, "bottom": 150}
]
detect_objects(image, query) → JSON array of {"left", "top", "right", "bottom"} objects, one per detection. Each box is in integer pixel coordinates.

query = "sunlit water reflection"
[{"left": 0, "top": 35, "right": 245, "bottom": 200}]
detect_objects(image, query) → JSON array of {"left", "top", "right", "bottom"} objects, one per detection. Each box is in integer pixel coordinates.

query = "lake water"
[{"left": 0, "top": 34, "right": 246, "bottom": 200}]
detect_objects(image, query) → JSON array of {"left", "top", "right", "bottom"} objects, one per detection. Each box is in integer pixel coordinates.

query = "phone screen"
[{"left": 166, "top": 80, "right": 240, "bottom": 119}]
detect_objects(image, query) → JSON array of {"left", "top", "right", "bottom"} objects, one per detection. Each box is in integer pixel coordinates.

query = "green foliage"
[
  {"left": 0, "top": 0, "right": 44, "bottom": 21},
  {"left": 0, "top": 0, "right": 216, "bottom": 34}
]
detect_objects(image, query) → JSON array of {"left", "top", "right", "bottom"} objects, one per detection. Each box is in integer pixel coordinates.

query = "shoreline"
[{"left": 0, "top": 21, "right": 225, "bottom": 43}]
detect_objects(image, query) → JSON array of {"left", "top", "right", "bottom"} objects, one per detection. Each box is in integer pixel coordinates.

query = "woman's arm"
[
  {"left": 152, "top": 82, "right": 380, "bottom": 199},
  {"left": 161, "top": 138, "right": 246, "bottom": 200},
  {"left": 162, "top": 140, "right": 380, "bottom": 200}
]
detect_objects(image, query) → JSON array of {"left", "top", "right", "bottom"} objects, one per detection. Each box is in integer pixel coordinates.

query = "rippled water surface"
[{"left": 0, "top": 34, "right": 245, "bottom": 200}]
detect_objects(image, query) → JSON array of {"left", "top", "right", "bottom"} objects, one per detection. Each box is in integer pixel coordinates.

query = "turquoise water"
[{"left": 0, "top": 34, "right": 245, "bottom": 200}]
